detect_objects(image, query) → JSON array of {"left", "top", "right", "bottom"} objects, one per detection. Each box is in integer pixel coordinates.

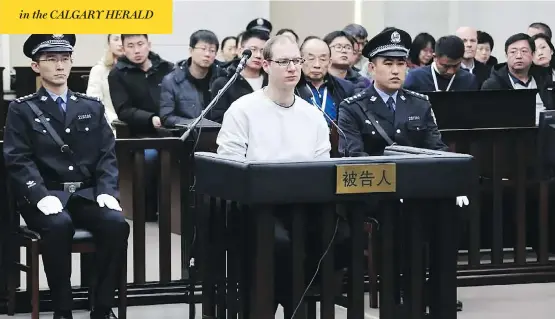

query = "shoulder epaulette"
[
  {"left": 402, "top": 89, "right": 429, "bottom": 101},
  {"left": 73, "top": 92, "right": 101, "bottom": 102},
  {"left": 342, "top": 90, "right": 367, "bottom": 105},
  {"left": 14, "top": 93, "right": 38, "bottom": 103}
]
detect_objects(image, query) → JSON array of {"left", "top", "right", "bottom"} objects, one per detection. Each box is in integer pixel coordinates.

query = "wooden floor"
[{"left": 12, "top": 219, "right": 555, "bottom": 318}]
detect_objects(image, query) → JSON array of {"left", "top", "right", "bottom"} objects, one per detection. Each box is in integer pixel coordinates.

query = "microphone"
[
  {"left": 311, "top": 97, "right": 350, "bottom": 157},
  {"left": 179, "top": 50, "right": 252, "bottom": 142},
  {"left": 235, "top": 49, "right": 252, "bottom": 74}
]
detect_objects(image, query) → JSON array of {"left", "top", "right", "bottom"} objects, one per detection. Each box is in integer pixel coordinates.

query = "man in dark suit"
[
  {"left": 404, "top": 35, "right": 478, "bottom": 92},
  {"left": 456, "top": 26, "right": 490, "bottom": 88},
  {"left": 3, "top": 34, "right": 129, "bottom": 319}
]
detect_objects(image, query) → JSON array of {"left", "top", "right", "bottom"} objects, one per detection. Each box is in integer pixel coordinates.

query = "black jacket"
[
  {"left": 468, "top": 59, "right": 491, "bottom": 89},
  {"left": 207, "top": 58, "right": 268, "bottom": 123},
  {"left": 338, "top": 86, "right": 448, "bottom": 156},
  {"left": 108, "top": 52, "right": 174, "bottom": 136},
  {"left": 346, "top": 67, "right": 371, "bottom": 90},
  {"left": 3, "top": 88, "right": 118, "bottom": 208},
  {"left": 159, "top": 59, "right": 223, "bottom": 127},
  {"left": 294, "top": 73, "right": 355, "bottom": 121},
  {"left": 481, "top": 63, "right": 553, "bottom": 109}
]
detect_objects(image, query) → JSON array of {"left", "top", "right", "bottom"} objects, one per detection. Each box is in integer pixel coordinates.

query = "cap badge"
[
  {"left": 52, "top": 34, "right": 64, "bottom": 39},
  {"left": 257, "top": 18, "right": 264, "bottom": 26},
  {"left": 390, "top": 31, "right": 401, "bottom": 44}
]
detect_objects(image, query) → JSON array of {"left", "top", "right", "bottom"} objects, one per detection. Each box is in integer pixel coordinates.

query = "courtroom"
[{"left": 2, "top": 1, "right": 555, "bottom": 319}]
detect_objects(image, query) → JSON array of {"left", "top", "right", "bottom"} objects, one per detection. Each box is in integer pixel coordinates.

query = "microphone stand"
[{"left": 179, "top": 71, "right": 241, "bottom": 142}]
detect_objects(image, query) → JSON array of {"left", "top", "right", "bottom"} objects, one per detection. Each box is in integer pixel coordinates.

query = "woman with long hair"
[
  {"left": 86, "top": 34, "right": 124, "bottom": 132},
  {"left": 408, "top": 32, "right": 435, "bottom": 68}
]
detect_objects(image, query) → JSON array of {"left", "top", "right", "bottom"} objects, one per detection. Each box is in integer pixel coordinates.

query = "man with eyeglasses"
[
  {"left": 295, "top": 37, "right": 355, "bottom": 124},
  {"left": 323, "top": 30, "right": 371, "bottom": 89},
  {"left": 482, "top": 33, "right": 553, "bottom": 122},
  {"left": 217, "top": 35, "right": 351, "bottom": 317},
  {"left": 4, "top": 34, "right": 129, "bottom": 319},
  {"left": 208, "top": 29, "right": 269, "bottom": 123},
  {"left": 159, "top": 30, "right": 224, "bottom": 126}
]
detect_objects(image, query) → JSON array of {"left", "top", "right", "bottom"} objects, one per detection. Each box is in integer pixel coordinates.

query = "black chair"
[{"left": 6, "top": 191, "right": 127, "bottom": 319}]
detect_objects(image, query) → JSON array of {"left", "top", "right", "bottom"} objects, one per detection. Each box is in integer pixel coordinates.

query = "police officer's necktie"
[
  {"left": 56, "top": 97, "right": 66, "bottom": 114},
  {"left": 386, "top": 96, "right": 396, "bottom": 113}
]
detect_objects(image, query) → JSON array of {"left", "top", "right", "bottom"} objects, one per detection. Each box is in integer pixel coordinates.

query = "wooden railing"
[{"left": 1, "top": 125, "right": 555, "bottom": 313}]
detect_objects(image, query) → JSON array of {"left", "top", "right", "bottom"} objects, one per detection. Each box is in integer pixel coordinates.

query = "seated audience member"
[
  {"left": 295, "top": 37, "right": 355, "bottom": 124},
  {"left": 159, "top": 30, "right": 223, "bottom": 127},
  {"left": 208, "top": 29, "right": 269, "bottom": 123},
  {"left": 482, "top": 33, "right": 553, "bottom": 123},
  {"left": 276, "top": 28, "right": 299, "bottom": 44},
  {"left": 476, "top": 31, "right": 498, "bottom": 67},
  {"left": 217, "top": 36, "right": 237, "bottom": 63},
  {"left": 217, "top": 36, "right": 349, "bottom": 317},
  {"left": 343, "top": 23, "right": 371, "bottom": 79},
  {"left": 86, "top": 34, "right": 123, "bottom": 132},
  {"left": 108, "top": 34, "right": 173, "bottom": 221},
  {"left": 404, "top": 35, "right": 478, "bottom": 92},
  {"left": 528, "top": 22, "right": 552, "bottom": 39},
  {"left": 407, "top": 32, "right": 435, "bottom": 69},
  {"left": 323, "top": 30, "right": 371, "bottom": 89},
  {"left": 532, "top": 33, "right": 555, "bottom": 73},
  {"left": 108, "top": 34, "right": 174, "bottom": 137},
  {"left": 456, "top": 26, "right": 490, "bottom": 88}
]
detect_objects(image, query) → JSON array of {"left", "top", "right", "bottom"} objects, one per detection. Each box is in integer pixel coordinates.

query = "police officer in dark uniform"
[
  {"left": 338, "top": 28, "right": 465, "bottom": 312},
  {"left": 246, "top": 17, "right": 273, "bottom": 33},
  {"left": 338, "top": 28, "right": 448, "bottom": 156},
  {"left": 3, "top": 34, "right": 129, "bottom": 319}
]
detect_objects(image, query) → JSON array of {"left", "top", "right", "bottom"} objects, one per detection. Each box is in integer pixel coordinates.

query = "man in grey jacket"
[{"left": 159, "top": 30, "right": 224, "bottom": 127}]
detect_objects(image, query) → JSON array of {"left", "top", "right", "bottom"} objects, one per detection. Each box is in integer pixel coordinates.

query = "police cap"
[
  {"left": 246, "top": 18, "right": 272, "bottom": 33},
  {"left": 362, "top": 28, "right": 411, "bottom": 59},
  {"left": 23, "top": 34, "right": 76, "bottom": 59}
]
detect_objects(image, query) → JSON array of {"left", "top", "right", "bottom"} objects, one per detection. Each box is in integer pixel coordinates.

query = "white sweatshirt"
[{"left": 216, "top": 89, "right": 331, "bottom": 161}]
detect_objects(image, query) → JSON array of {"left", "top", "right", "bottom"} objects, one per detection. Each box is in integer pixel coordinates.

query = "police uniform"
[
  {"left": 338, "top": 29, "right": 448, "bottom": 156},
  {"left": 3, "top": 34, "right": 129, "bottom": 319},
  {"left": 246, "top": 17, "right": 272, "bottom": 33}
]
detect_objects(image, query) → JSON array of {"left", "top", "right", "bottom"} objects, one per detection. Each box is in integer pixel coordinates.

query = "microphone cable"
[{"left": 289, "top": 217, "right": 339, "bottom": 319}]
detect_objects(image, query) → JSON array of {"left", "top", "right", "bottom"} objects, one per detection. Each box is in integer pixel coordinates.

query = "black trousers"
[{"left": 21, "top": 196, "right": 130, "bottom": 312}]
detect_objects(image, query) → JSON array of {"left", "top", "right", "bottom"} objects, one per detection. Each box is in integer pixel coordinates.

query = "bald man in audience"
[{"left": 455, "top": 26, "right": 490, "bottom": 88}]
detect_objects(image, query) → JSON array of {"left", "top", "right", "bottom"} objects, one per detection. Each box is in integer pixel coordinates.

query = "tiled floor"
[{"left": 8, "top": 219, "right": 555, "bottom": 318}]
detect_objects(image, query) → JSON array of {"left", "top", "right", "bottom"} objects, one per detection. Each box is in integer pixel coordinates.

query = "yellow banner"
[
  {"left": 336, "top": 163, "right": 397, "bottom": 194},
  {"left": 0, "top": 0, "right": 172, "bottom": 34}
]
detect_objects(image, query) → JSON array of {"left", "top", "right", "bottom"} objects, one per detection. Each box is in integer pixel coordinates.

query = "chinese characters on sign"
[{"left": 336, "top": 164, "right": 396, "bottom": 194}]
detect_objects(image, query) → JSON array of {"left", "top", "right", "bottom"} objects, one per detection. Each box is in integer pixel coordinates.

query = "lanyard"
[
  {"left": 307, "top": 84, "right": 328, "bottom": 111},
  {"left": 431, "top": 62, "right": 456, "bottom": 92}
]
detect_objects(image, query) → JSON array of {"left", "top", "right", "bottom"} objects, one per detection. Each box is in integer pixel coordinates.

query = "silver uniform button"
[
  {"left": 372, "top": 131, "right": 376, "bottom": 135},
  {"left": 42, "top": 130, "right": 46, "bottom": 133},
  {"left": 68, "top": 165, "right": 74, "bottom": 171},
  {"left": 65, "top": 128, "right": 70, "bottom": 133},
  {"left": 396, "top": 129, "right": 401, "bottom": 134},
  {"left": 85, "top": 127, "right": 89, "bottom": 131}
]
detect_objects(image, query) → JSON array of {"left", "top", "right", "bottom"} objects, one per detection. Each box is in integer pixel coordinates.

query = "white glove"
[
  {"left": 37, "top": 196, "right": 64, "bottom": 215},
  {"left": 96, "top": 194, "right": 122, "bottom": 211},
  {"left": 456, "top": 196, "right": 470, "bottom": 207}
]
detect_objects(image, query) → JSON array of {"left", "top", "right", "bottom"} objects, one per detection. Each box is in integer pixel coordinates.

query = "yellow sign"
[
  {"left": 336, "top": 163, "right": 396, "bottom": 194},
  {"left": 0, "top": 0, "right": 172, "bottom": 34}
]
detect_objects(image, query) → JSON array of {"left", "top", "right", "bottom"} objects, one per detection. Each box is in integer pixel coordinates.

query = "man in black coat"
[
  {"left": 108, "top": 34, "right": 174, "bottom": 137},
  {"left": 208, "top": 29, "right": 269, "bottom": 123},
  {"left": 482, "top": 33, "right": 553, "bottom": 118},
  {"left": 456, "top": 26, "right": 491, "bottom": 88},
  {"left": 4, "top": 34, "right": 129, "bottom": 319}
]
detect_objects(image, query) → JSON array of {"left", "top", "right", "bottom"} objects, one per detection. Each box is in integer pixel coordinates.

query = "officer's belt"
[{"left": 45, "top": 180, "right": 94, "bottom": 193}]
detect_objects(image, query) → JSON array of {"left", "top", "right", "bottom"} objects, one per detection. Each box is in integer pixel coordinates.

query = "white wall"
[{"left": 151, "top": 0, "right": 270, "bottom": 63}]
